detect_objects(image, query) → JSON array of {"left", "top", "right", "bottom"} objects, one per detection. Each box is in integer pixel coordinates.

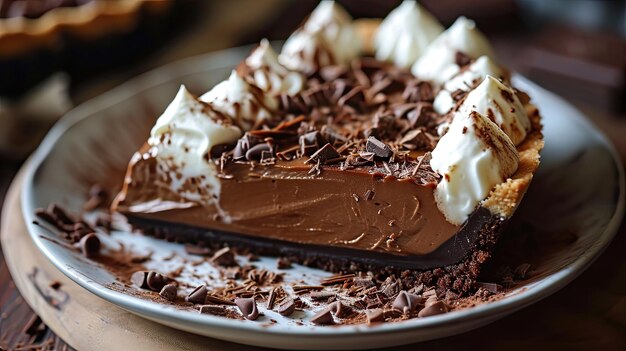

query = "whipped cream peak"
[
  {"left": 433, "top": 55, "right": 505, "bottom": 114},
  {"left": 304, "top": 0, "right": 353, "bottom": 32},
  {"left": 279, "top": 28, "right": 336, "bottom": 74},
  {"left": 374, "top": 0, "right": 444, "bottom": 68},
  {"left": 430, "top": 110, "right": 519, "bottom": 225},
  {"left": 279, "top": 1, "right": 361, "bottom": 72},
  {"left": 200, "top": 70, "right": 278, "bottom": 130},
  {"left": 244, "top": 39, "right": 304, "bottom": 96},
  {"left": 458, "top": 75, "right": 531, "bottom": 145},
  {"left": 148, "top": 85, "right": 242, "bottom": 206},
  {"left": 411, "top": 16, "right": 495, "bottom": 85}
]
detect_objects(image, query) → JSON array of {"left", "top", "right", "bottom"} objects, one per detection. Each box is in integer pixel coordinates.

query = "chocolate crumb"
[
  {"left": 418, "top": 300, "right": 448, "bottom": 318},
  {"left": 247, "top": 253, "right": 260, "bottom": 262},
  {"left": 211, "top": 247, "right": 238, "bottom": 267},
  {"left": 146, "top": 272, "right": 174, "bottom": 292},
  {"left": 277, "top": 299, "right": 296, "bottom": 316},
  {"left": 337, "top": 86, "right": 366, "bottom": 111},
  {"left": 199, "top": 305, "right": 227, "bottom": 316},
  {"left": 277, "top": 257, "right": 292, "bottom": 269},
  {"left": 246, "top": 142, "right": 274, "bottom": 162},
  {"left": 299, "top": 130, "right": 327, "bottom": 156},
  {"left": 309, "top": 291, "right": 336, "bottom": 302},
  {"left": 320, "top": 274, "right": 355, "bottom": 286},
  {"left": 186, "top": 285, "right": 208, "bottom": 304},
  {"left": 329, "top": 301, "right": 350, "bottom": 318},
  {"left": 455, "top": 51, "right": 472, "bottom": 67},
  {"left": 353, "top": 276, "right": 375, "bottom": 288},
  {"left": 235, "top": 297, "right": 259, "bottom": 320},
  {"left": 392, "top": 291, "right": 423, "bottom": 315},
  {"left": 476, "top": 282, "right": 501, "bottom": 294},
  {"left": 78, "top": 233, "right": 100, "bottom": 258},
  {"left": 83, "top": 184, "right": 108, "bottom": 211},
  {"left": 365, "top": 309, "right": 385, "bottom": 325},
  {"left": 159, "top": 284, "right": 177, "bottom": 301},
  {"left": 306, "top": 143, "right": 340, "bottom": 165},
  {"left": 267, "top": 287, "right": 279, "bottom": 310},
  {"left": 131, "top": 271, "right": 149, "bottom": 289},
  {"left": 233, "top": 133, "right": 261, "bottom": 160},
  {"left": 365, "top": 136, "right": 392, "bottom": 160},
  {"left": 184, "top": 244, "right": 211, "bottom": 256},
  {"left": 293, "top": 285, "right": 324, "bottom": 291},
  {"left": 206, "top": 294, "right": 236, "bottom": 306},
  {"left": 311, "top": 309, "right": 335, "bottom": 325},
  {"left": 49, "top": 281, "right": 62, "bottom": 290}
]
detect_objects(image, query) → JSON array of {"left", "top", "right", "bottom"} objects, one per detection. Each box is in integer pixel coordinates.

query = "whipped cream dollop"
[
  {"left": 411, "top": 17, "right": 495, "bottom": 85},
  {"left": 148, "top": 85, "right": 242, "bottom": 206},
  {"left": 200, "top": 70, "right": 278, "bottom": 130},
  {"left": 244, "top": 39, "right": 304, "bottom": 96},
  {"left": 457, "top": 75, "right": 531, "bottom": 145},
  {"left": 430, "top": 110, "right": 519, "bottom": 225},
  {"left": 279, "top": 1, "right": 361, "bottom": 72},
  {"left": 433, "top": 56, "right": 505, "bottom": 114},
  {"left": 374, "top": 1, "right": 443, "bottom": 68}
]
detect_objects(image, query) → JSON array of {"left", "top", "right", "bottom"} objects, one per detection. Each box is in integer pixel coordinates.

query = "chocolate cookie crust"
[{"left": 126, "top": 206, "right": 504, "bottom": 295}]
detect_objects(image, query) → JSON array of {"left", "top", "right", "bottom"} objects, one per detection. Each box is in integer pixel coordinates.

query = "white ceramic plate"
[{"left": 21, "top": 47, "right": 625, "bottom": 350}]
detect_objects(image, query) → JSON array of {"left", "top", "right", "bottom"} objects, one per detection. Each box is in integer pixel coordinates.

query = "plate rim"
[{"left": 18, "top": 47, "right": 626, "bottom": 340}]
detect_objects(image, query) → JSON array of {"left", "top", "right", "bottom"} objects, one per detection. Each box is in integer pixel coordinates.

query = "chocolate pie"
[{"left": 112, "top": 1, "right": 543, "bottom": 294}]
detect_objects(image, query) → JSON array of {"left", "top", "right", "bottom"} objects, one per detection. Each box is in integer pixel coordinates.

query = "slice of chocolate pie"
[{"left": 112, "top": 1, "right": 543, "bottom": 293}]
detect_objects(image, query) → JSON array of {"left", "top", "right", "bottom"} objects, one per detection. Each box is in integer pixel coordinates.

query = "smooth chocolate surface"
[
  {"left": 116, "top": 156, "right": 460, "bottom": 257},
  {"left": 123, "top": 206, "right": 500, "bottom": 270}
]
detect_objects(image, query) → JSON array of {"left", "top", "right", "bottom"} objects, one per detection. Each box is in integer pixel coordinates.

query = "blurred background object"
[
  {"left": 1, "top": 1, "right": 626, "bottom": 350},
  {"left": 0, "top": 0, "right": 201, "bottom": 159}
]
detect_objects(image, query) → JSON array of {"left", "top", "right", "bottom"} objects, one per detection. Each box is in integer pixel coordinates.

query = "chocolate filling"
[{"left": 125, "top": 207, "right": 500, "bottom": 270}]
